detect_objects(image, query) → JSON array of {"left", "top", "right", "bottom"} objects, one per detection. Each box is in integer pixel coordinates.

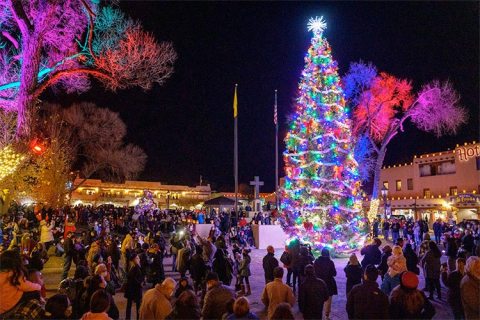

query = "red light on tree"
[{"left": 29, "top": 139, "right": 46, "bottom": 155}]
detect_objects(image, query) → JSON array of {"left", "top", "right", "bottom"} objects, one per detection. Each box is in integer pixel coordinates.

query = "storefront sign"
[
  {"left": 456, "top": 144, "right": 480, "bottom": 161},
  {"left": 450, "top": 193, "right": 480, "bottom": 207}
]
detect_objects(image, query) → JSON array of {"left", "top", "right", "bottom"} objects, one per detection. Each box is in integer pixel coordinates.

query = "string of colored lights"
[{"left": 280, "top": 17, "right": 368, "bottom": 256}]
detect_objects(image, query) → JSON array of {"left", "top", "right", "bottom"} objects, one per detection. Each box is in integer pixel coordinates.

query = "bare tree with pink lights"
[
  {"left": 344, "top": 61, "right": 467, "bottom": 217},
  {"left": 0, "top": 1, "right": 177, "bottom": 135}
]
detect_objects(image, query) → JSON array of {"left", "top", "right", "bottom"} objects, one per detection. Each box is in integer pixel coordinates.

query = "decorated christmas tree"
[
  {"left": 135, "top": 190, "right": 157, "bottom": 215},
  {"left": 280, "top": 17, "right": 368, "bottom": 255}
]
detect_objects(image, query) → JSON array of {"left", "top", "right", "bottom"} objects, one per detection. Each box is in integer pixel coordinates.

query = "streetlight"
[{"left": 381, "top": 185, "right": 389, "bottom": 219}]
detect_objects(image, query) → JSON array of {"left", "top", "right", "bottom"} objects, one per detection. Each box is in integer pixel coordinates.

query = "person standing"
[
  {"left": 62, "top": 232, "right": 75, "bottom": 280},
  {"left": 382, "top": 219, "right": 390, "bottom": 241},
  {"left": 280, "top": 246, "right": 293, "bottom": 286},
  {"left": 344, "top": 253, "right": 362, "bottom": 295},
  {"left": 360, "top": 238, "right": 382, "bottom": 270},
  {"left": 346, "top": 265, "right": 389, "bottom": 319},
  {"left": 39, "top": 220, "right": 54, "bottom": 250},
  {"left": 433, "top": 219, "right": 443, "bottom": 245},
  {"left": 262, "top": 246, "right": 279, "bottom": 284},
  {"left": 381, "top": 245, "right": 407, "bottom": 296},
  {"left": 441, "top": 258, "right": 465, "bottom": 319},
  {"left": 313, "top": 248, "right": 337, "bottom": 320},
  {"left": 445, "top": 234, "right": 459, "bottom": 272},
  {"left": 139, "top": 278, "right": 176, "bottom": 320},
  {"left": 238, "top": 249, "right": 252, "bottom": 296},
  {"left": 125, "top": 254, "right": 144, "bottom": 320},
  {"left": 389, "top": 271, "right": 436, "bottom": 319},
  {"left": 261, "top": 267, "right": 295, "bottom": 319},
  {"left": 373, "top": 219, "right": 379, "bottom": 238},
  {"left": 403, "top": 243, "right": 420, "bottom": 275},
  {"left": 422, "top": 241, "right": 442, "bottom": 300},
  {"left": 299, "top": 265, "right": 328, "bottom": 319},
  {"left": 460, "top": 256, "right": 480, "bottom": 320}
]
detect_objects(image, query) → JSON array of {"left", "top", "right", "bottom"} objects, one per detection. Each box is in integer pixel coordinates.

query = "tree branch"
[
  {"left": 33, "top": 68, "right": 113, "bottom": 98},
  {"left": 9, "top": 0, "right": 33, "bottom": 35},
  {"left": 79, "top": 0, "right": 97, "bottom": 61},
  {"left": 1, "top": 31, "right": 19, "bottom": 49}
]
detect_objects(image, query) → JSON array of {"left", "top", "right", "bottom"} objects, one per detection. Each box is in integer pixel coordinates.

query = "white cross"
[{"left": 249, "top": 176, "right": 264, "bottom": 199}]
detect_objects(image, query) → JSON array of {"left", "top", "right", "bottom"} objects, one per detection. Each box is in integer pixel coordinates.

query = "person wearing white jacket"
[{"left": 39, "top": 220, "right": 54, "bottom": 250}]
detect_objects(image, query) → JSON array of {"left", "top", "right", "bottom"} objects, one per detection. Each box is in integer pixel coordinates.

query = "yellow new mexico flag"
[{"left": 233, "top": 85, "right": 238, "bottom": 118}]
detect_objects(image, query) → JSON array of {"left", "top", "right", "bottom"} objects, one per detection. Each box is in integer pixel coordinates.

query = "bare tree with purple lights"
[
  {"left": 344, "top": 61, "right": 467, "bottom": 219},
  {"left": 0, "top": 0, "right": 177, "bottom": 135}
]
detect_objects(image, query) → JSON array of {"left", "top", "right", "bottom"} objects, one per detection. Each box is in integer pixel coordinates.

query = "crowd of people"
[{"left": 0, "top": 205, "right": 479, "bottom": 320}]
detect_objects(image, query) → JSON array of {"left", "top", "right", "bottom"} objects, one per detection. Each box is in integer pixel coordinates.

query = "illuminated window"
[
  {"left": 383, "top": 181, "right": 389, "bottom": 190},
  {"left": 423, "top": 189, "right": 431, "bottom": 198},
  {"left": 407, "top": 179, "right": 413, "bottom": 190},
  {"left": 450, "top": 186, "right": 458, "bottom": 196},
  {"left": 396, "top": 180, "right": 402, "bottom": 191}
]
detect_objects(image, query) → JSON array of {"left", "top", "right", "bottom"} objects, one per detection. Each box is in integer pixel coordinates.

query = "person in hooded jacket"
[
  {"left": 299, "top": 264, "right": 328, "bottom": 319},
  {"left": 313, "top": 248, "right": 337, "bottom": 320}
]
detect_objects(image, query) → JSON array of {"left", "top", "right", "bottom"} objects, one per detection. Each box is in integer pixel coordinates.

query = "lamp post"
[{"left": 381, "top": 185, "right": 388, "bottom": 219}]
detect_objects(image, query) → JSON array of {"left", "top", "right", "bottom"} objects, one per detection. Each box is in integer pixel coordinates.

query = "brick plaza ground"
[{"left": 42, "top": 246, "right": 453, "bottom": 319}]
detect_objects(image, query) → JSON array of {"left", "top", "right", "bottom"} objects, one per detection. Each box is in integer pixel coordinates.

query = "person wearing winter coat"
[
  {"left": 403, "top": 243, "right": 420, "bottom": 274},
  {"left": 238, "top": 249, "right": 252, "bottom": 296},
  {"left": 378, "top": 245, "right": 392, "bottom": 280},
  {"left": 344, "top": 253, "right": 363, "bottom": 295},
  {"left": 124, "top": 254, "right": 144, "bottom": 320},
  {"left": 39, "top": 220, "right": 54, "bottom": 250},
  {"left": 460, "top": 256, "right": 480, "bottom": 320},
  {"left": 261, "top": 267, "right": 295, "bottom": 320},
  {"left": 381, "top": 245, "right": 407, "bottom": 296},
  {"left": 226, "top": 296, "right": 259, "bottom": 320},
  {"left": 346, "top": 265, "right": 389, "bottom": 320},
  {"left": 280, "top": 246, "right": 293, "bottom": 286},
  {"left": 189, "top": 246, "right": 207, "bottom": 294},
  {"left": 299, "top": 264, "right": 328, "bottom": 320},
  {"left": 262, "top": 246, "right": 279, "bottom": 284},
  {"left": 294, "top": 246, "right": 314, "bottom": 292},
  {"left": 441, "top": 258, "right": 465, "bottom": 319},
  {"left": 389, "top": 271, "right": 436, "bottom": 319},
  {"left": 360, "top": 238, "right": 382, "bottom": 270},
  {"left": 421, "top": 241, "right": 442, "bottom": 299},
  {"left": 171, "top": 289, "right": 201, "bottom": 320},
  {"left": 313, "top": 248, "right": 337, "bottom": 320},
  {"left": 445, "top": 234, "right": 459, "bottom": 272},
  {"left": 176, "top": 241, "right": 191, "bottom": 278},
  {"left": 212, "top": 248, "right": 233, "bottom": 286},
  {"left": 202, "top": 272, "right": 235, "bottom": 319},
  {"left": 139, "top": 278, "right": 176, "bottom": 320}
]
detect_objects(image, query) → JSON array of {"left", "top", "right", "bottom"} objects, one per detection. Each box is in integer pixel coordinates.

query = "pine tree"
[
  {"left": 280, "top": 17, "right": 368, "bottom": 255},
  {"left": 135, "top": 190, "right": 157, "bottom": 215}
]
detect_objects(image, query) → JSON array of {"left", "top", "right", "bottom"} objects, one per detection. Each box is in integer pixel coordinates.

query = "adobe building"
[
  {"left": 70, "top": 178, "right": 212, "bottom": 209},
  {"left": 377, "top": 141, "right": 479, "bottom": 223}
]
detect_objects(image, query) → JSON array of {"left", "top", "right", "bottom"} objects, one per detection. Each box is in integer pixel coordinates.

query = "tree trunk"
[
  {"left": 371, "top": 147, "right": 387, "bottom": 200},
  {"left": 16, "top": 31, "right": 42, "bottom": 136}
]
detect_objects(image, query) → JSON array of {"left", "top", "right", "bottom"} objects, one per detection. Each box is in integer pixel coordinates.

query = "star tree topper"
[{"left": 307, "top": 16, "right": 327, "bottom": 36}]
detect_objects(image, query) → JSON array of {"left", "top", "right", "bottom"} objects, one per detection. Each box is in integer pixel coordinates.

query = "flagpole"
[
  {"left": 274, "top": 90, "right": 279, "bottom": 211},
  {"left": 234, "top": 84, "right": 239, "bottom": 222}
]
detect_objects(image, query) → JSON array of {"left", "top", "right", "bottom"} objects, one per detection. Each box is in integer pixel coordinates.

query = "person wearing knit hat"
[{"left": 390, "top": 271, "right": 436, "bottom": 319}]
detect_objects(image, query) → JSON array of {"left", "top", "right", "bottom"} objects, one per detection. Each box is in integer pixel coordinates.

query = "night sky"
[{"left": 54, "top": 2, "right": 479, "bottom": 192}]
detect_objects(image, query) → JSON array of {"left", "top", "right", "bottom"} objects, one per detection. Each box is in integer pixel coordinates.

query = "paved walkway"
[{"left": 43, "top": 247, "right": 453, "bottom": 319}]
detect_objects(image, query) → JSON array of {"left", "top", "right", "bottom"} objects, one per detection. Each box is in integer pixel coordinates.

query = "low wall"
[
  {"left": 252, "top": 224, "right": 287, "bottom": 249},
  {"left": 194, "top": 223, "right": 214, "bottom": 238}
]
